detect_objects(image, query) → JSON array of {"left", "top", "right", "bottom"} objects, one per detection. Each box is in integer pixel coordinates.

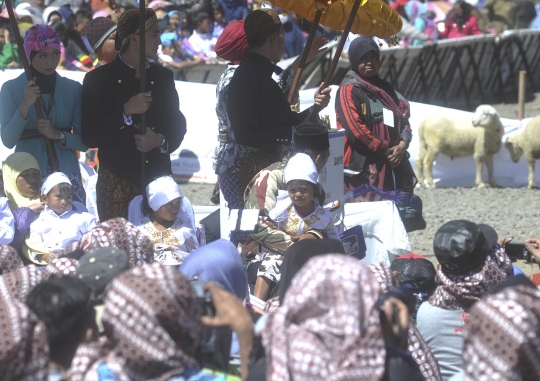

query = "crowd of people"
[
  {"left": 1, "top": 0, "right": 540, "bottom": 73},
  {"left": 1, "top": 0, "right": 540, "bottom": 380}
]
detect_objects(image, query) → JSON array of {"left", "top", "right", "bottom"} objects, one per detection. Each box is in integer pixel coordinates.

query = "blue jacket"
[{"left": 0, "top": 72, "right": 87, "bottom": 175}]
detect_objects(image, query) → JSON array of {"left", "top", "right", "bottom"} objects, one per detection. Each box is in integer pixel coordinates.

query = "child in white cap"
[
  {"left": 25, "top": 172, "right": 97, "bottom": 265},
  {"left": 128, "top": 176, "right": 205, "bottom": 265},
  {"left": 253, "top": 153, "right": 340, "bottom": 300}
]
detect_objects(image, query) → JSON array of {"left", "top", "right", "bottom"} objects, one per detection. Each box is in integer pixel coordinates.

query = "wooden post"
[
  {"left": 139, "top": 4, "right": 147, "bottom": 191},
  {"left": 309, "top": 0, "right": 363, "bottom": 121},
  {"left": 4, "top": 0, "right": 59, "bottom": 172},
  {"left": 287, "top": 9, "right": 323, "bottom": 104},
  {"left": 518, "top": 70, "right": 526, "bottom": 120}
]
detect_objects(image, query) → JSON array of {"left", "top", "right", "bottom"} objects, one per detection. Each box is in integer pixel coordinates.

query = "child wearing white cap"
[
  {"left": 253, "top": 153, "right": 340, "bottom": 300},
  {"left": 128, "top": 176, "right": 205, "bottom": 266},
  {"left": 25, "top": 172, "right": 97, "bottom": 265}
]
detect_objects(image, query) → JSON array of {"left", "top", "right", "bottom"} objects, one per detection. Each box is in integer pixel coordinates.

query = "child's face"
[
  {"left": 170, "top": 13, "right": 181, "bottom": 29},
  {"left": 287, "top": 180, "right": 315, "bottom": 209},
  {"left": 213, "top": 10, "right": 224, "bottom": 23},
  {"left": 154, "top": 197, "right": 181, "bottom": 222},
  {"left": 42, "top": 185, "right": 73, "bottom": 215},
  {"left": 162, "top": 45, "right": 175, "bottom": 57},
  {"left": 16, "top": 168, "right": 41, "bottom": 198}
]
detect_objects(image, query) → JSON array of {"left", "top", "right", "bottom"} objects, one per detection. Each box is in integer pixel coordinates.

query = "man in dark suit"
[{"left": 81, "top": 8, "right": 186, "bottom": 221}]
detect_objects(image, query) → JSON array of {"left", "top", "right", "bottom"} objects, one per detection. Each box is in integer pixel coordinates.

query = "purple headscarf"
[
  {"left": 179, "top": 239, "right": 247, "bottom": 299},
  {"left": 23, "top": 24, "right": 62, "bottom": 62}
]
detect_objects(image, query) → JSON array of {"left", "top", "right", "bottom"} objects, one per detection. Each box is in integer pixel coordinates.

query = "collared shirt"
[
  {"left": 28, "top": 206, "right": 97, "bottom": 255},
  {"left": 226, "top": 52, "right": 311, "bottom": 153}
]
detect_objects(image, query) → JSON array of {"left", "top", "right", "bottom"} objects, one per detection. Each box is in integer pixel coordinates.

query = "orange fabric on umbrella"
[{"left": 268, "top": 0, "right": 402, "bottom": 38}]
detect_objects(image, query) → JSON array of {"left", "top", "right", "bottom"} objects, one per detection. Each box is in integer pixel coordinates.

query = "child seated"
[
  {"left": 26, "top": 172, "right": 97, "bottom": 265},
  {"left": 254, "top": 153, "right": 340, "bottom": 300},
  {"left": 128, "top": 176, "right": 205, "bottom": 265}
]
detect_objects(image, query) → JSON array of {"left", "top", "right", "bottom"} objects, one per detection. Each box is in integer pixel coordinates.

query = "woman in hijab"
[
  {"left": 262, "top": 255, "right": 386, "bottom": 381},
  {"left": 336, "top": 36, "right": 416, "bottom": 199},
  {"left": 2, "top": 152, "right": 43, "bottom": 253},
  {"left": 180, "top": 239, "right": 247, "bottom": 299},
  {"left": 0, "top": 25, "right": 88, "bottom": 204},
  {"left": 416, "top": 220, "right": 513, "bottom": 380}
]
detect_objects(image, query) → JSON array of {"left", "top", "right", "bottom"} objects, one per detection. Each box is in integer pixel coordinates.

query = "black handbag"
[{"left": 392, "top": 172, "right": 426, "bottom": 233}]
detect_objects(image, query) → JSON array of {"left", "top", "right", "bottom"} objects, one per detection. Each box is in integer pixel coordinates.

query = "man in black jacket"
[
  {"left": 226, "top": 8, "right": 331, "bottom": 205},
  {"left": 81, "top": 8, "right": 186, "bottom": 221}
]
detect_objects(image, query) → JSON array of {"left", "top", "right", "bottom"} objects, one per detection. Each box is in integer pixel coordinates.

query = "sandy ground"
[{"left": 180, "top": 99, "right": 540, "bottom": 275}]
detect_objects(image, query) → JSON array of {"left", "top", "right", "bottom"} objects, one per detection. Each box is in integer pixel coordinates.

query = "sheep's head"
[
  {"left": 504, "top": 134, "right": 523, "bottom": 163},
  {"left": 471, "top": 105, "right": 502, "bottom": 134}
]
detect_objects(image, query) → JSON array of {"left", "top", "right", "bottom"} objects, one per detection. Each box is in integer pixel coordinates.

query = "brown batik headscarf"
[
  {"left": 428, "top": 245, "right": 513, "bottom": 311},
  {"left": 42, "top": 258, "right": 79, "bottom": 280},
  {"left": 87, "top": 263, "right": 202, "bottom": 381},
  {"left": 0, "top": 295, "right": 49, "bottom": 380},
  {"left": 368, "top": 261, "right": 443, "bottom": 381},
  {"left": 263, "top": 255, "right": 386, "bottom": 381},
  {"left": 0, "top": 244, "right": 24, "bottom": 274},
  {"left": 115, "top": 8, "right": 158, "bottom": 51},
  {"left": 463, "top": 285, "right": 540, "bottom": 380},
  {"left": 59, "top": 218, "right": 154, "bottom": 268},
  {"left": 0, "top": 265, "right": 43, "bottom": 302}
]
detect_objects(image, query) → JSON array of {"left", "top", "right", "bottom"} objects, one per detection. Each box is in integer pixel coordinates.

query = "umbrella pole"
[
  {"left": 309, "top": 0, "right": 363, "bottom": 122},
  {"left": 287, "top": 9, "right": 323, "bottom": 104},
  {"left": 4, "top": 0, "right": 59, "bottom": 172},
  {"left": 139, "top": 2, "right": 147, "bottom": 192}
]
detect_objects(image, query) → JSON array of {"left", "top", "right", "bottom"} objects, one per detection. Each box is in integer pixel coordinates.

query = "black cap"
[
  {"left": 292, "top": 123, "right": 330, "bottom": 152},
  {"left": 433, "top": 220, "right": 497, "bottom": 274},
  {"left": 75, "top": 247, "right": 130, "bottom": 300}
]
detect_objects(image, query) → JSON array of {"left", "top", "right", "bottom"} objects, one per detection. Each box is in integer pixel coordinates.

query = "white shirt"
[
  {"left": 28, "top": 206, "right": 97, "bottom": 254},
  {"left": 0, "top": 198, "right": 14, "bottom": 245},
  {"left": 188, "top": 32, "right": 217, "bottom": 58},
  {"left": 275, "top": 203, "right": 340, "bottom": 240}
]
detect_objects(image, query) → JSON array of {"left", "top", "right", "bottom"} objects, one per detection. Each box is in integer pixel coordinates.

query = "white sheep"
[
  {"left": 416, "top": 105, "right": 505, "bottom": 188},
  {"left": 505, "top": 116, "right": 540, "bottom": 189}
]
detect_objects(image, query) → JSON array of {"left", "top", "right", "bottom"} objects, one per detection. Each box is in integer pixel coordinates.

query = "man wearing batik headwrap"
[
  {"left": 226, "top": 9, "right": 332, "bottom": 208},
  {"left": 81, "top": 8, "right": 187, "bottom": 222},
  {"left": 85, "top": 17, "right": 118, "bottom": 66},
  {"left": 416, "top": 220, "right": 513, "bottom": 381}
]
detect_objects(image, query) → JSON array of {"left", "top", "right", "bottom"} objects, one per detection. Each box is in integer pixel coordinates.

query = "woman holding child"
[{"left": 0, "top": 25, "right": 88, "bottom": 203}]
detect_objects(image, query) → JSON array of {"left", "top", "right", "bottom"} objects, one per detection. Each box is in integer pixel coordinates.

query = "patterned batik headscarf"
[
  {"left": 88, "top": 263, "right": 202, "bottom": 381},
  {"left": 59, "top": 218, "right": 154, "bottom": 267},
  {"left": 368, "top": 261, "right": 443, "bottom": 381},
  {"left": 0, "top": 265, "right": 43, "bottom": 302},
  {"left": 0, "top": 245, "right": 24, "bottom": 274},
  {"left": 0, "top": 294, "right": 49, "bottom": 380},
  {"left": 115, "top": 8, "right": 158, "bottom": 51},
  {"left": 463, "top": 285, "right": 540, "bottom": 380},
  {"left": 23, "top": 24, "right": 62, "bottom": 62},
  {"left": 262, "top": 255, "right": 386, "bottom": 381},
  {"left": 42, "top": 258, "right": 79, "bottom": 280},
  {"left": 428, "top": 245, "right": 513, "bottom": 310}
]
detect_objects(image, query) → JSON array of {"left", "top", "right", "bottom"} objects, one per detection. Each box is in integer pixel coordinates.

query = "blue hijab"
[{"left": 179, "top": 239, "right": 247, "bottom": 299}]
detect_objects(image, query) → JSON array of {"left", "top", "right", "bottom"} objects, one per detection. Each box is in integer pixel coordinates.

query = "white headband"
[
  {"left": 41, "top": 172, "right": 71, "bottom": 195},
  {"left": 284, "top": 153, "right": 318, "bottom": 185},
  {"left": 146, "top": 176, "right": 182, "bottom": 211}
]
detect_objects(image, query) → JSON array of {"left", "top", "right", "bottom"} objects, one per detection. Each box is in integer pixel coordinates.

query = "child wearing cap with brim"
[{"left": 25, "top": 172, "right": 97, "bottom": 265}]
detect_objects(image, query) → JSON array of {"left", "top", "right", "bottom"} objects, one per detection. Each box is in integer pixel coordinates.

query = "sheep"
[
  {"left": 504, "top": 116, "right": 540, "bottom": 189},
  {"left": 416, "top": 105, "right": 505, "bottom": 188}
]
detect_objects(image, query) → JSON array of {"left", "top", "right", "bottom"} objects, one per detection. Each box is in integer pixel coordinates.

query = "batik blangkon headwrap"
[
  {"left": 463, "top": 285, "right": 540, "bottom": 380},
  {"left": 115, "top": 8, "right": 158, "bottom": 51},
  {"left": 23, "top": 24, "right": 62, "bottom": 62}
]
